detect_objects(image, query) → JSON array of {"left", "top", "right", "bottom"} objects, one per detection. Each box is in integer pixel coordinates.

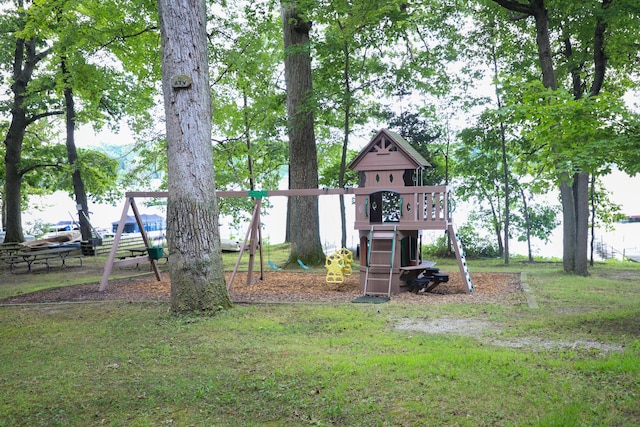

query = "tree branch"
[
  {"left": 97, "top": 26, "right": 158, "bottom": 51},
  {"left": 19, "top": 162, "right": 63, "bottom": 176},
  {"left": 509, "top": 12, "right": 531, "bottom": 21},
  {"left": 26, "top": 110, "right": 65, "bottom": 126},
  {"left": 590, "top": 0, "right": 611, "bottom": 96},
  {"left": 491, "top": 0, "right": 533, "bottom": 15}
]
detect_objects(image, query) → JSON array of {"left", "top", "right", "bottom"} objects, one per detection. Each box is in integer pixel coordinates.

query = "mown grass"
[{"left": 1, "top": 250, "right": 639, "bottom": 426}]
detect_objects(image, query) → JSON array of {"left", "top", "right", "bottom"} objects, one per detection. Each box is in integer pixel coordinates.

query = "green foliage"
[
  {"left": 387, "top": 110, "right": 448, "bottom": 185},
  {"left": 14, "top": 0, "right": 159, "bottom": 133},
  {"left": 423, "top": 224, "right": 499, "bottom": 259},
  {"left": 0, "top": 119, "right": 119, "bottom": 205},
  {"left": 317, "top": 142, "right": 358, "bottom": 188},
  {"left": 513, "top": 203, "right": 560, "bottom": 244},
  {"left": 203, "top": 1, "right": 288, "bottom": 219},
  {"left": 0, "top": 0, "right": 158, "bottom": 231},
  {"left": 505, "top": 82, "right": 640, "bottom": 180}
]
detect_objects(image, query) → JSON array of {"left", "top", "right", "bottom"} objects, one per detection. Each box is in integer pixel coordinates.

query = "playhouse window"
[
  {"left": 369, "top": 191, "right": 402, "bottom": 223},
  {"left": 403, "top": 169, "right": 418, "bottom": 186},
  {"left": 383, "top": 192, "right": 401, "bottom": 222}
]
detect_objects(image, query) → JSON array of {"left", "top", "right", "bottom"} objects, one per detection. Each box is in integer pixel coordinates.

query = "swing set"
[
  {"left": 99, "top": 187, "right": 358, "bottom": 292},
  {"left": 99, "top": 129, "right": 473, "bottom": 297}
]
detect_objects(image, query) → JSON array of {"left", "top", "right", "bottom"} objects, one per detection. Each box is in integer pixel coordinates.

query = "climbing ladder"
[
  {"left": 364, "top": 225, "right": 397, "bottom": 297},
  {"left": 448, "top": 222, "right": 474, "bottom": 293}
]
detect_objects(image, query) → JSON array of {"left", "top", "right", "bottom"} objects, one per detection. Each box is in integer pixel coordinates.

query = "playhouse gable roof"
[{"left": 348, "top": 129, "right": 431, "bottom": 171}]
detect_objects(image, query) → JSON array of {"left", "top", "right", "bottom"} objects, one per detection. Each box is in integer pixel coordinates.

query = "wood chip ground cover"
[{"left": 1, "top": 270, "right": 523, "bottom": 305}]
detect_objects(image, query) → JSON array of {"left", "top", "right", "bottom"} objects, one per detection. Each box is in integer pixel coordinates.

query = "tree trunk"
[
  {"left": 491, "top": 39, "right": 510, "bottom": 265},
  {"left": 486, "top": 193, "right": 504, "bottom": 257},
  {"left": 560, "top": 177, "right": 576, "bottom": 272},
  {"left": 281, "top": 1, "right": 324, "bottom": 265},
  {"left": 3, "top": 25, "right": 34, "bottom": 243},
  {"left": 574, "top": 172, "right": 590, "bottom": 275},
  {"left": 519, "top": 187, "right": 534, "bottom": 262},
  {"left": 589, "top": 174, "right": 596, "bottom": 266},
  {"left": 531, "top": 1, "right": 557, "bottom": 90},
  {"left": 157, "top": 0, "right": 231, "bottom": 312},
  {"left": 339, "top": 39, "right": 351, "bottom": 250},
  {"left": 493, "top": 0, "right": 590, "bottom": 273},
  {"left": 3, "top": 120, "right": 25, "bottom": 243},
  {"left": 62, "top": 59, "right": 92, "bottom": 242},
  {"left": 560, "top": 173, "right": 589, "bottom": 275},
  {"left": 243, "top": 89, "right": 256, "bottom": 191}
]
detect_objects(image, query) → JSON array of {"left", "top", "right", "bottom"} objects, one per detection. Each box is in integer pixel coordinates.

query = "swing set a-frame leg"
[
  {"left": 99, "top": 197, "right": 162, "bottom": 292},
  {"left": 227, "top": 198, "right": 264, "bottom": 290}
]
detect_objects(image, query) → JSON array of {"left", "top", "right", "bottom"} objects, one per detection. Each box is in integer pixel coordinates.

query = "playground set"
[{"left": 99, "top": 129, "right": 472, "bottom": 297}]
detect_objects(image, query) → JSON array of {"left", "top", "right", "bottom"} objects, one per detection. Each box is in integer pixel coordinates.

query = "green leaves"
[{"left": 507, "top": 81, "right": 640, "bottom": 180}]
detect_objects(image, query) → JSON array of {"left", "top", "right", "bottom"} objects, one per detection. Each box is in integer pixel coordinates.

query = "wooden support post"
[
  {"left": 245, "top": 198, "right": 263, "bottom": 286},
  {"left": 99, "top": 198, "right": 132, "bottom": 291},
  {"left": 228, "top": 198, "right": 264, "bottom": 290},
  {"left": 129, "top": 198, "right": 162, "bottom": 282},
  {"left": 99, "top": 197, "right": 162, "bottom": 292}
]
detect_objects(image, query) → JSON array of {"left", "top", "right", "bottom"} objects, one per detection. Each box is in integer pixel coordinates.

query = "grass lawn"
[{"left": 0, "top": 253, "right": 638, "bottom": 426}]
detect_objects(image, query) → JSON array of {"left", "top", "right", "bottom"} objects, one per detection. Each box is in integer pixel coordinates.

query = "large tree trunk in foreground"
[
  {"left": 157, "top": 0, "right": 231, "bottom": 312},
  {"left": 281, "top": 1, "right": 325, "bottom": 266}
]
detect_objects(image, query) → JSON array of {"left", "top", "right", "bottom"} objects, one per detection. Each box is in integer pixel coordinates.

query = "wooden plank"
[
  {"left": 399, "top": 261, "right": 437, "bottom": 271},
  {"left": 113, "top": 255, "right": 150, "bottom": 268},
  {"left": 425, "top": 193, "right": 433, "bottom": 220},
  {"left": 124, "top": 185, "right": 450, "bottom": 199}
]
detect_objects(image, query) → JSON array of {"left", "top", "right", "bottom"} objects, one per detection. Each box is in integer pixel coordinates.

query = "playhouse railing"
[{"left": 353, "top": 185, "right": 452, "bottom": 231}]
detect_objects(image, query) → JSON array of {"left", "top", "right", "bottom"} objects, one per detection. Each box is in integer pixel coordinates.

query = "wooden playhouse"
[{"left": 348, "top": 129, "right": 473, "bottom": 296}]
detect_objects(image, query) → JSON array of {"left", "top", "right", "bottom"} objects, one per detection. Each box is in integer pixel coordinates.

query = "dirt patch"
[
  {"left": 396, "top": 317, "right": 624, "bottom": 354},
  {"left": 397, "top": 318, "right": 499, "bottom": 336},
  {"left": 1, "top": 270, "right": 523, "bottom": 305},
  {"left": 591, "top": 269, "right": 640, "bottom": 281}
]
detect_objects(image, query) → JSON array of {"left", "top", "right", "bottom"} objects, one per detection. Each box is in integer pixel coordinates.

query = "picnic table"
[
  {"left": 0, "top": 243, "right": 24, "bottom": 256},
  {"left": 399, "top": 261, "right": 450, "bottom": 292},
  {"left": 399, "top": 261, "right": 436, "bottom": 278},
  {"left": 128, "top": 248, "right": 149, "bottom": 257},
  {"left": 8, "top": 246, "right": 82, "bottom": 273}
]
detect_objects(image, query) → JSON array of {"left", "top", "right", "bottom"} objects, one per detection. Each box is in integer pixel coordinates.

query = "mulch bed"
[{"left": 1, "top": 270, "right": 524, "bottom": 305}]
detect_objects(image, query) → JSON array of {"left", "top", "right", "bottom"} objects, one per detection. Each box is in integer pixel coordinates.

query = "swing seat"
[
  {"left": 268, "top": 260, "right": 281, "bottom": 271},
  {"left": 297, "top": 259, "right": 311, "bottom": 270},
  {"left": 325, "top": 252, "right": 345, "bottom": 284},
  {"left": 335, "top": 248, "right": 353, "bottom": 275}
]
